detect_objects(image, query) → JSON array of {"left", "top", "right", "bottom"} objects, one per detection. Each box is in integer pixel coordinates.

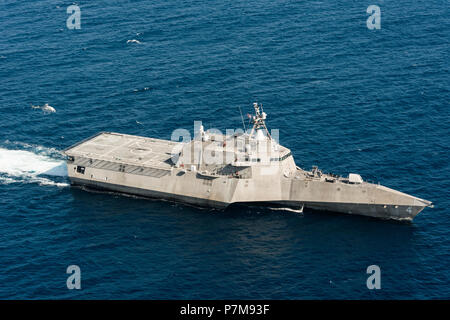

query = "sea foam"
[{"left": 0, "top": 145, "right": 68, "bottom": 187}]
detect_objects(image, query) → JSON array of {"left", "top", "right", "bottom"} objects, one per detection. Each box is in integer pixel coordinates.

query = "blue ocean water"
[{"left": 0, "top": 0, "right": 449, "bottom": 299}]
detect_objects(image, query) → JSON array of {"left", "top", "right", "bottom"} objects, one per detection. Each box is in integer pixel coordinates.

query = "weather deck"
[{"left": 64, "top": 132, "right": 180, "bottom": 170}]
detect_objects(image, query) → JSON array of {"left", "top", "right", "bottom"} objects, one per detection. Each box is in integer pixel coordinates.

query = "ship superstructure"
[{"left": 65, "top": 103, "right": 432, "bottom": 220}]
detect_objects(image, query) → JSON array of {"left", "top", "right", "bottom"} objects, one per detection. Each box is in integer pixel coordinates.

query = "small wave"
[
  {"left": 133, "top": 87, "right": 151, "bottom": 93},
  {"left": 31, "top": 103, "right": 56, "bottom": 113},
  {"left": 0, "top": 145, "right": 68, "bottom": 187},
  {"left": 2, "top": 140, "right": 65, "bottom": 159},
  {"left": 127, "top": 39, "right": 142, "bottom": 44}
]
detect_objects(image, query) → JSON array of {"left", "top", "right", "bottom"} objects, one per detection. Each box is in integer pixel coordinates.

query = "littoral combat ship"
[{"left": 64, "top": 103, "right": 432, "bottom": 221}]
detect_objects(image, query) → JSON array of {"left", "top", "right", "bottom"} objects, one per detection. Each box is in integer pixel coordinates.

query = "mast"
[
  {"left": 249, "top": 102, "right": 272, "bottom": 140},
  {"left": 238, "top": 105, "right": 247, "bottom": 131}
]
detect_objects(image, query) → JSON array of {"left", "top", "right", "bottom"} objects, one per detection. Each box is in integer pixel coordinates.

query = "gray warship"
[{"left": 64, "top": 103, "right": 432, "bottom": 221}]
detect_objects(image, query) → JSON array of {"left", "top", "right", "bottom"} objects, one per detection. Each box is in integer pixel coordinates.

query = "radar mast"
[{"left": 249, "top": 102, "right": 272, "bottom": 140}]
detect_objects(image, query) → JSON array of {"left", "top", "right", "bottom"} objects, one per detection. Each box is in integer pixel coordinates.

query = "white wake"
[
  {"left": 0, "top": 144, "right": 69, "bottom": 187},
  {"left": 268, "top": 207, "right": 304, "bottom": 214}
]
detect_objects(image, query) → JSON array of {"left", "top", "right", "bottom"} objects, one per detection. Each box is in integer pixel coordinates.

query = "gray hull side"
[
  {"left": 70, "top": 177, "right": 230, "bottom": 209},
  {"left": 272, "top": 201, "right": 421, "bottom": 221},
  {"left": 69, "top": 177, "right": 422, "bottom": 221},
  {"left": 304, "top": 202, "right": 422, "bottom": 221}
]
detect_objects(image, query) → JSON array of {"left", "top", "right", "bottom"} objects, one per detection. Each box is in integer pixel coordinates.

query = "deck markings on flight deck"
[
  {"left": 103, "top": 139, "right": 134, "bottom": 157},
  {"left": 128, "top": 141, "right": 152, "bottom": 155}
]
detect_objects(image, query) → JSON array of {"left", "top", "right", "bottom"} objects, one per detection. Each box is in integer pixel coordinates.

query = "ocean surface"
[{"left": 0, "top": 0, "right": 448, "bottom": 299}]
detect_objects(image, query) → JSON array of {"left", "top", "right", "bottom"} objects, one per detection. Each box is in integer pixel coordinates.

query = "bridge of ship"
[{"left": 178, "top": 133, "right": 292, "bottom": 167}]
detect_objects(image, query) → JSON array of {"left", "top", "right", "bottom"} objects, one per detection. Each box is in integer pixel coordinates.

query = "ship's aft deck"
[{"left": 65, "top": 132, "right": 180, "bottom": 169}]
